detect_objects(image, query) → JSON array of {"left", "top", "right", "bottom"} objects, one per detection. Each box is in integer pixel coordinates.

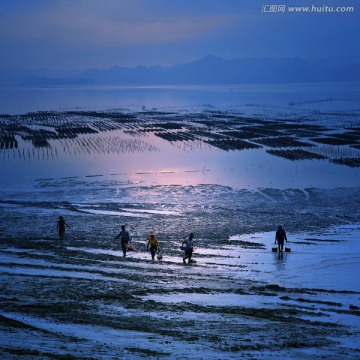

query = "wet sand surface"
[
  {"left": 0, "top": 225, "right": 359, "bottom": 359},
  {"left": 1, "top": 107, "right": 360, "bottom": 359}
]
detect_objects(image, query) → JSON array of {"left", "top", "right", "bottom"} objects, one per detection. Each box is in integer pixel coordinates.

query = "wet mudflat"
[
  {"left": 1, "top": 105, "right": 360, "bottom": 359},
  {"left": 0, "top": 222, "right": 359, "bottom": 359}
]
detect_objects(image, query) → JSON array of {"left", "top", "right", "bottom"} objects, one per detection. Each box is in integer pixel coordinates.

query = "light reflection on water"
[
  {"left": 1, "top": 130, "right": 360, "bottom": 189},
  {"left": 229, "top": 226, "right": 360, "bottom": 292}
]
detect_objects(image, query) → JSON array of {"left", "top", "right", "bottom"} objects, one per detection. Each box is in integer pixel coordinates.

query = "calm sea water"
[{"left": 1, "top": 82, "right": 360, "bottom": 114}]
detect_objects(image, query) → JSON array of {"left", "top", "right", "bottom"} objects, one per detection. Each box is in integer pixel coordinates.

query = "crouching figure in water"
[
  {"left": 147, "top": 231, "right": 160, "bottom": 261},
  {"left": 182, "top": 232, "right": 194, "bottom": 264}
]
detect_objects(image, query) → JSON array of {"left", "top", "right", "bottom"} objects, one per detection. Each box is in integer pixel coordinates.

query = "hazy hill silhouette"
[{"left": 14, "top": 55, "right": 360, "bottom": 85}]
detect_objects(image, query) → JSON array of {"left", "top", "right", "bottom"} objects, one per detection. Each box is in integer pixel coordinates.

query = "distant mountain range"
[
  {"left": 3, "top": 55, "right": 360, "bottom": 85},
  {"left": 21, "top": 76, "right": 97, "bottom": 86}
]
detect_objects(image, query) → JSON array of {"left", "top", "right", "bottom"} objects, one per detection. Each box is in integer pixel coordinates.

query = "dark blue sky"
[{"left": 0, "top": 0, "right": 359, "bottom": 72}]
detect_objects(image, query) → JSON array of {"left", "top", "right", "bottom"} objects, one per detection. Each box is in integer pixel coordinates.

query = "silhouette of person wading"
[
  {"left": 275, "top": 225, "right": 288, "bottom": 252},
  {"left": 57, "top": 216, "right": 70, "bottom": 240}
]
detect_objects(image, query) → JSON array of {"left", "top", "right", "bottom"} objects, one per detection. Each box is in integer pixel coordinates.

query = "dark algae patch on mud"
[{"left": 267, "top": 149, "right": 327, "bottom": 161}]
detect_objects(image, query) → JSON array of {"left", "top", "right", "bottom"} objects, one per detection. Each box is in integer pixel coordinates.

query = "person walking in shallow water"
[
  {"left": 114, "top": 225, "right": 131, "bottom": 257},
  {"left": 182, "top": 232, "right": 194, "bottom": 264},
  {"left": 57, "top": 216, "right": 70, "bottom": 240},
  {"left": 275, "top": 225, "right": 288, "bottom": 252},
  {"left": 147, "top": 231, "right": 160, "bottom": 261}
]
